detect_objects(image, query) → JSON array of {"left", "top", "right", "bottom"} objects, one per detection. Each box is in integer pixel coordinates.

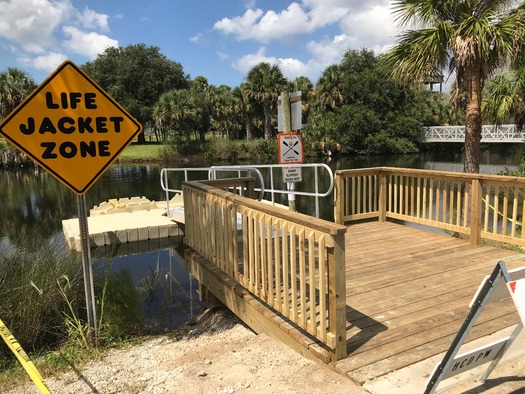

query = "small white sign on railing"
[{"left": 283, "top": 166, "right": 302, "bottom": 183}]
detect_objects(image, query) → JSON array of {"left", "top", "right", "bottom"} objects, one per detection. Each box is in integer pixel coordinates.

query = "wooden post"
[
  {"left": 281, "top": 90, "right": 291, "bottom": 133},
  {"left": 378, "top": 172, "right": 387, "bottom": 222},
  {"left": 470, "top": 179, "right": 482, "bottom": 245},
  {"left": 327, "top": 231, "right": 347, "bottom": 361},
  {"left": 334, "top": 173, "right": 344, "bottom": 224}
]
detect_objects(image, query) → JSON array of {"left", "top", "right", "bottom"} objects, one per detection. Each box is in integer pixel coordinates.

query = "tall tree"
[
  {"left": 235, "top": 83, "right": 256, "bottom": 141},
  {"left": 315, "top": 65, "right": 344, "bottom": 111},
  {"left": 482, "top": 68, "right": 525, "bottom": 129},
  {"left": 153, "top": 88, "right": 209, "bottom": 142},
  {"left": 292, "top": 76, "right": 314, "bottom": 125},
  {"left": 83, "top": 44, "right": 189, "bottom": 143},
  {"left": 245, "top": 63, "right": 287, "bottom": 140},
  {"left": 0, "top": 68, "right": 36, "bottom": 120},
  {"left": 207, "top": 84, "right": 238, "bottom": 139},
  {"left": 384, "top": 0, "right": 525, "bottom": 173}
]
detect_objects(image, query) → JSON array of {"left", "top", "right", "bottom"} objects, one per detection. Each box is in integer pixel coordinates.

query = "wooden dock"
[
  {"left": 336, "top": 221, "right": 524, "bottom": 384},
  {"left": 178, "top": 169, "right": 525, "bottom": 391}
]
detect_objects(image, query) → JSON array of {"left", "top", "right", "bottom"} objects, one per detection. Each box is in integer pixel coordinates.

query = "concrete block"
[
  {"left": 149, "top": 226, "right": 159, "bottom": 240},
  {"left": 138, "top": 227, "right": 149, "bottom": 242},
  {"left": 116, "top": 230, "right": 128, "bottom": 243},
  {"left": 127, "top": 228, "right": 139, "bottom": 243},
  {"left": 92, "top": 233, "right": 106, "bottom": 247},
  {"left": 158, "top": 225, "right": 170, "bottom": 238}
]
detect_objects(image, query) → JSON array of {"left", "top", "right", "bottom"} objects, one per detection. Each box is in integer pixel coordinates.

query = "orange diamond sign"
[{"left": 0, "top": 60, "right": 142, "bottom": 194}]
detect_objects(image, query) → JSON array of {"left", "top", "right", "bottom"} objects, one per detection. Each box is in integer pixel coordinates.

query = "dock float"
[{"left": 62, "top": 196, "right": 183, "bottom": 251}]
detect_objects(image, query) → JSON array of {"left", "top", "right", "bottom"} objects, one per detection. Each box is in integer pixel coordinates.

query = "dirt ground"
[
  {"left": 6, "top": 308, "right": 525, "bottom": 394},
  {"left": 8, "top": 308, "right": 364, "bottom": 394}
]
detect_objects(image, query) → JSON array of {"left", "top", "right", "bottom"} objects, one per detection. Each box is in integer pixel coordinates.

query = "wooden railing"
[
  {"left": 335, "top": 167, "right": 525, "bottom": 247},
  {"left": 183, "top": 179, "right": 348, "bottom": 360}
]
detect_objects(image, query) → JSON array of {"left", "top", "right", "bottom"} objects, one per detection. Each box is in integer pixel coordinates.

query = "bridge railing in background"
[
  {"left": 335, "top": 167, "right": 525, "bottom": 247},
  {"left": 424, "top": 124, "right": 523, "bottom": 143},
  {"left": 183, "top": 178, "right": 348, "bottom": 360}
]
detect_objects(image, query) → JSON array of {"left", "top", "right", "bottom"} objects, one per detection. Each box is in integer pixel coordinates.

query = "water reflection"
[
  {"left": 94, "top": 245, "right": 203, "bottom": 330},
  {"left": 2, "top": 146, "right": 524, "bottom": 329}
]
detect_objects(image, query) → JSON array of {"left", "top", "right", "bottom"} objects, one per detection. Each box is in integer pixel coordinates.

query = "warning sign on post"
[
  {"left": 283, "top": 166, "right": 302, "bottom": 183},
  {"left": 0, "top": 60, "right": 142, "bottom": 195},
  {"left": 278, "top": 132, "right": 304, "bottom": 164}
]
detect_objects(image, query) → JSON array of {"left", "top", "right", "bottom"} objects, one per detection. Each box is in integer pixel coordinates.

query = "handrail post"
[
  {"left": 246, "top": 178, "right": 255, "bottom": 199},
  {"left": 470, "top": 178, "right": 482, "bottom": 245},
  {"left": 334, "top": 173, "right": 344, "bottom": 224},
  {"left": 328, "top": 231, "right": 347, "bottom": 361},
  {"left": 378, "top": 172, "right": 387, "bottom": 222}
]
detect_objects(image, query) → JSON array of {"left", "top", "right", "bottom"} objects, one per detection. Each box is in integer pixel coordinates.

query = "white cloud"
[
  {"left": 340, "top": 4, "right": 398, "bottom": 53},
  {"left": 223, "top": 1, "right": 399, "bottom": 83},
  {"left": 62, "top": 26, "right": 118, "bottom": 59},
  {"left": 190, "top": 33, "right": 205, "bottom": 44},
  {"left": 233, "top": 47, "right": 314, "bottom": 82},
  {"left": 216, "top": 51, "right": 230, "bottom": 61},
  {"left": 0, "top": 0, "right": 72, "bottom": 48},
  {"left": 306, "top": 34, "right": 358, "bottom": 65},
  {"left": 22, "top": 43, "right": 47, "bottom": 55},
  {"left": 79, "top": 7, "right": 110, "bottom": 31},
  {"left": 0, "top": 0, "right": 119, "bottom": 75},
  {"left": 18, "top": 52, "right": 68, "bottom": 72},
  {"left": 214, "top": 1, "right": 351, "bottom": 43}
]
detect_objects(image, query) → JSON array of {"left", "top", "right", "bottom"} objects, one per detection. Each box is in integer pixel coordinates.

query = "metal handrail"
[
  {"left": 160, "top": 166, "right": 266, "bottom": 217},
  {"left": 160, "top": 163, "right": 334, "bottom": 218},
  {"left": 211, "top": 163, "right": 334, "bottom": 218}
]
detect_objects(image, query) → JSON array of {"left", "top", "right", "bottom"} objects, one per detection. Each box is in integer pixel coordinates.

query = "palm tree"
[
  {"left": 482, "top": 68, "right": 525, "bottom": 129},
  {"left": 384, "top": 0, "right": 525, "bottom": 173},
  {"left": 0, "top": 68, "right": 36, "bottom": 120},
  {"left": 234, "top": 83, "right": 256, "bottom": 141},
  {"left": 292, "top": 76, "right": 314, "bottom": 124},
  {"left": 245, "top": 63, "right": 287, "bottom": 140},
  {"left": 315, "top": 65, "right": 344, "bottom": 111}
]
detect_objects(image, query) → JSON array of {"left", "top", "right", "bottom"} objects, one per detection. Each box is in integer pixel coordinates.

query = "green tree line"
[{"left": 1, "top": 0, "right": 525, "bottom": 172}]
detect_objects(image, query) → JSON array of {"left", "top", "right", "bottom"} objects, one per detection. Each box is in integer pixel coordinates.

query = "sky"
[{"left": 0, "top": 0, "right": 401, "bottom": 87}]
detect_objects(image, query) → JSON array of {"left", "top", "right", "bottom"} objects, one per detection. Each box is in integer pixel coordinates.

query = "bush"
[
  {"left": 0, "top": 226, "right": 146, "bottom": 363},
  {"left": 0, "top": 230, "right": 84, "bottom": 353},
  {"left": 242, "top": 139, "right": 277, "bottom": 163}
]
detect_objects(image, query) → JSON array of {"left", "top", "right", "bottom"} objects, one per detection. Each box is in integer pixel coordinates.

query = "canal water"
[{"left": 1, "top": 145, "right": 523, "bottom": 330}]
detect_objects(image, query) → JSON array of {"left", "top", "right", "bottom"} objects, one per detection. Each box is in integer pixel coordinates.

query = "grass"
[{"left": 119, "top": 144, "right": 168, "bottom": 160}]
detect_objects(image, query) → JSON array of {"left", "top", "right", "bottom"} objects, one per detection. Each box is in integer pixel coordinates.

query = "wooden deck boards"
[{"left": 336, "top": 221, "right": 525, "bottom": 384}]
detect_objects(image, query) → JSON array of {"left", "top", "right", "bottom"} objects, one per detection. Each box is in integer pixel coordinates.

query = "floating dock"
[{"left": 62, "top": 195, "right": 183, "bottom": 251}]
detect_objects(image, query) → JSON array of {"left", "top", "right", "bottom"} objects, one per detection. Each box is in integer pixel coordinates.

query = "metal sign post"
[{"left": 77, "top": 194, "right": 97, "bottom": 340}]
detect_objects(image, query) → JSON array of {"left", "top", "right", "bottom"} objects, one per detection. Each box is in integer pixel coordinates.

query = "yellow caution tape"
[
  {"left": 0, "top": 318, "right": 51, "bottom": 394},
  {"left": 482, "top": 198, "right": 523, "bottom": 227}
]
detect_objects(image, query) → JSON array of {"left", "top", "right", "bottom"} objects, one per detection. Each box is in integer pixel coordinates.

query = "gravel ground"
[
  {"left": 5, "top": 308, "right": 525, "bottom": 394},
  {"left": 5, "top": 308, "right": 365, "bottom": 394}
]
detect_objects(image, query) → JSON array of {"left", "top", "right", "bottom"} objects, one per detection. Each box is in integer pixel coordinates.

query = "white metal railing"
[
  {"left": 160, "top": 163, "right": 335, "bottom": 218},
  {"left": 424, "top": 124, "right": 523, "bottom": 143},
  {"left": 160, "top": 166, "right": 265, "bottom": 217}
]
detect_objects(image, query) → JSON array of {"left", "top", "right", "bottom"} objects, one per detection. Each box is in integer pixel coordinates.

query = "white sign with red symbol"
[
  {"left": 278, "top": 132, "right": 304, "bottom": 164},
  {"left": 508, "top": 278, "right": 525, "bottom": 322}
]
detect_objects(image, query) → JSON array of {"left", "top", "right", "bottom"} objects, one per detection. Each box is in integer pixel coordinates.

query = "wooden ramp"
[{"left": 337, "top": 221, "right": 525, "bottom": 384}]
